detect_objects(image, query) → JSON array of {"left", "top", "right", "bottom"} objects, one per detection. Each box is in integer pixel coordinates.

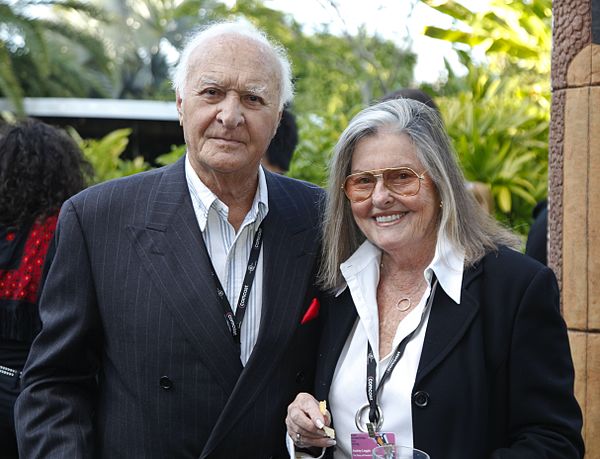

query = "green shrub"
[{"left": 68, "top": 127, "right": 151, "bottom": 185}]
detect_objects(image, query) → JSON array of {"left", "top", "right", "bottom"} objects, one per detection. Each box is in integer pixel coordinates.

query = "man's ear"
[
  {"left": 176, "top": 90, "right": 184, "bottom": 126},
  {"left": 273, "top": 109, "right": 283, "bottom": 137}
]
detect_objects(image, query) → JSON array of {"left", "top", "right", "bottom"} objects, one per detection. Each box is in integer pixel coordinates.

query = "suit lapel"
[
  {"left": 317, "top": 289, "right": 358, "bottom": 400},
  {"left": 202, "top": 172, "right": 322, "bottom": 455},
  {"left": 127, "top": 157, "right": 243, "bottom": 397},
  {"left": 415, "top": 263, "right": 482, "bottom": 384},
  {"left": 252, "top": 173, "right": 319, "bottom": 362}
]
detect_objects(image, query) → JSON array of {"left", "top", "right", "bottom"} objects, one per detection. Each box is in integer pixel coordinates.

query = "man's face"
[{"left": 176, "top": 35, "right": 282, "bottom": 182}]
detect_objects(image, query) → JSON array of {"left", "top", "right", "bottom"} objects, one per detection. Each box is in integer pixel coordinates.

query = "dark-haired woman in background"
[{"left": 0, "top": 119, "right": 92, "bottom": 457}]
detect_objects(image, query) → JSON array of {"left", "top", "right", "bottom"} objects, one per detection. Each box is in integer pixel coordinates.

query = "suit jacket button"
[
  {"left": 295, "top": 371, "right": 305, "bottom": 383},
  {"left": 160, "top": 376, "right": 173, "bottom": 390},
  {"left": 413, "top": 390, "right": 429, "bottom": 408}
]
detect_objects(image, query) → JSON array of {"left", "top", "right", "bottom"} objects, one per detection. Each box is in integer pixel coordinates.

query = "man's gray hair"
[
  {"left": 319, "top": 98, "right": 520, "bottom": 290},
  {"left": 172, "top": 19, "right": 293, "bottom": 110}
]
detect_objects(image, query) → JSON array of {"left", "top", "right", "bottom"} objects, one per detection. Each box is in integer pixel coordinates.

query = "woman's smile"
[{"left": 374, "top": 212, "right": 407, "bottom": 225}]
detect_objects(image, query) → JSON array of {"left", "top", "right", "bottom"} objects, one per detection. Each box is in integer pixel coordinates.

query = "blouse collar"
[{"left": 338, "top": 231, "right": 465, "bottom": 304}]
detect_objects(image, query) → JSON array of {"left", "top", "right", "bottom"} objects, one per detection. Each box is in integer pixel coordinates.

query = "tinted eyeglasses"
[{"left": 342, "top": 167, "right": 426, "bottom": 203}]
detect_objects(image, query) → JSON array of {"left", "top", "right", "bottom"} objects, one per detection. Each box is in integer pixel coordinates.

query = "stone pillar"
[{"left": 551, "top": 0, "right": 600, "bottom": 455}]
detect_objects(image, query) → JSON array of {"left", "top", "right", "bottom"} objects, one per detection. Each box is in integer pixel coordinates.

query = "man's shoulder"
[
  {"left": 63, "top": 161, "right": 183, "bottom": 226},
  {"left": 264, "top": 173, "right": 325, "bottom": 231},
  {"left": 71, "top": 162, "right": 178, "bottom": 205}
]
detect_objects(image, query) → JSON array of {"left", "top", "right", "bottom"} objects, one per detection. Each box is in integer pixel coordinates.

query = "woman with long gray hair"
[{"left": 285, "top": 99, "right": 583, "bottom": 458}]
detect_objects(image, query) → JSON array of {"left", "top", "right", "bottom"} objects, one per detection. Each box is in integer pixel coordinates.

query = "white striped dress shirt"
[{"left": 185, "top": 155, "right": 268, "bottom": 365}]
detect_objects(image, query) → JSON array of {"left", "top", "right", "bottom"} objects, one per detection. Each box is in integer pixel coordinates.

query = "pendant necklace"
[
  {"left": 379, "top": 260, "right": 426, "bottom": 312},
  {"left": 395, "top": 279, "right": 426, "bottom": 312}
]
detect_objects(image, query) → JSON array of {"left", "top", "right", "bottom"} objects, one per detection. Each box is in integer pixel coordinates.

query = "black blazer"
[
  {"left": 15, "top": 157, "right": 324, "bottom": 459},
  {"left": 315, "top": 247, "right": 584, "bottom": 459}
]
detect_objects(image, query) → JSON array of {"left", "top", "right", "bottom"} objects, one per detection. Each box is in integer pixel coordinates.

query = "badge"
[{"left": 351, "top": 432, "right": 396, "bottom": 459}]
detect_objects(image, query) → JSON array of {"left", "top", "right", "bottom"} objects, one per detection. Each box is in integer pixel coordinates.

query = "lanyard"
[
  {"left": 365, "top": 278, "right": 438, "bottom": 430},
  {"left": 202, "top": 220, "right": 265, "bottom": 347}
]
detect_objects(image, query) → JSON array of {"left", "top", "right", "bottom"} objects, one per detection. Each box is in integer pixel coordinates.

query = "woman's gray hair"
[
  {"left": 171, "top": 19, "right": 293, "bottom": 110},
  {"left": 319, "top": 98, "right": 520, "bottom": 290}
]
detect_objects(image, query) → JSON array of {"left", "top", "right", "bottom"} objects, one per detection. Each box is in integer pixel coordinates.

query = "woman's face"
[{"left": 348, "top": 130, "right": 440, "bottom": 258}]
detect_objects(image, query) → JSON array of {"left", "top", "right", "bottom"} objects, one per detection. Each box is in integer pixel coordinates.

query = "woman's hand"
[{"left": 286, "top": 393, "right": 336, "bottom": 449}]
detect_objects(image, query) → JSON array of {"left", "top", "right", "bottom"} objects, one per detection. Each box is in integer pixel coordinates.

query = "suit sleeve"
[
  {"left": 491, "top": 266, "right": 584, "bottom": 458},
  {"left": 15, "top": 200, "right": 102, "bottom": 458}
]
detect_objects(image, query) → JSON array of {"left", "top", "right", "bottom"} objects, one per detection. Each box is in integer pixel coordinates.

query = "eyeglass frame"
[{"left": 341, "top": 166, "right": 427, "bottom": 203}]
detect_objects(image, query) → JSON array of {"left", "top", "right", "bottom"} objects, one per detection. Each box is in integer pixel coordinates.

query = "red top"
[
  {"left": 1, "top": 214, "right": 58, "bottom": 345},
  {"left": 0, "top": 214, "right": 58, "bottom": 304}
]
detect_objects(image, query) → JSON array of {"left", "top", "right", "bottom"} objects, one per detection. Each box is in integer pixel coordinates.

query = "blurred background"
[{"left": 0, "top": 0, "right": 551, "bottom": 237}]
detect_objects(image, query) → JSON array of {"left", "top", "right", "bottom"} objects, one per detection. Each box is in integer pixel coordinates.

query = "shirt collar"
[
  {"left": 338, "top": 232, "right": 465, "bottom": 304},
  {"left": 426, "top": 232, "right": 464, "bottom": 304},
  {"left": 184, "top": 153, "right": 269, "bottom": 231}
]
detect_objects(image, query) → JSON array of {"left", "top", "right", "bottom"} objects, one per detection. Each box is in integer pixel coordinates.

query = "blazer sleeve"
[
  {"left": 491, "top": 266, "right": 584, "bottom": 458},
  {"left": 15, "top": 200, "right": 101, "bottom": 458}
]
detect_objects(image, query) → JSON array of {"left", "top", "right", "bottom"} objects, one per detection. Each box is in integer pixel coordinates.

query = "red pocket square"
[{"left": 301, "top": 297, "right": 320, "bottom": 324}]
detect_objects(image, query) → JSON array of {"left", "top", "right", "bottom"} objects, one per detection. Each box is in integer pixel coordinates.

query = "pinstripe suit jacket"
[{"left": 15, "top": 157, "right": 324, "bottom": 459}]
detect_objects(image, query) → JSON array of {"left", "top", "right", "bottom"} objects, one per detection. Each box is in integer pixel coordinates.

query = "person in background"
[
  {"left": 0, "top": 119, "right": 91, "bottom": 458},
  {"left": 380, "top": 88, "right": 439, "bottom": 110},
  {"left": 286, "top": 99, "right": 583, "bottom": 458},
  {"left": 15, "top": 20, "right": 324, "bottom": 459},
  {"left": 262, "top": 108, "right": 298, "bottom": 175},
  {"left": 525, "top": 198, "right": 548, "bottom": 265}
]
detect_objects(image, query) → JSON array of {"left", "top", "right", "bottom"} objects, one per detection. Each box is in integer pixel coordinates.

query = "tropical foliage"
[
  {"left": 0, "top": 0, "right": 111, "bottom": 113},
  {"left": 421, "top": 0, "right": 551, "bottom": 73},
  {"left": 437, "top": 57, "right": 548, "bottom": 233},
  {"left": 69, "top": 127, "right": 150, "bottom": 184},
  {"left": 84, "top": 0, "right": 224, "bottom": 99},
  {"left": 69, "top": 127, "right": 187, "bottom": 184},
  {"left": 0, "top": 0, "right": 552, "bottom": 235},
  {"left": 419, "top": 0, "right": 551, "bottom": 234}
]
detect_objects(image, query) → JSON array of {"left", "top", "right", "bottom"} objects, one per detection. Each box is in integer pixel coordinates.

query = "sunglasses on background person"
[{"left": 342, "top": 167, "right": 427, "bottom": 203}]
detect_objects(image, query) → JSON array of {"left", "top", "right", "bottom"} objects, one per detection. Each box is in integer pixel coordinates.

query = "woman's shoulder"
[
  {"left": 468, "top": 247, "right": 561, "bottom": 336},
  {"left": 473, "top": 246, "right": 558, "bottom": 306},
  {"left": 481, "top": 245, "right": 549, "bottom": 276}
]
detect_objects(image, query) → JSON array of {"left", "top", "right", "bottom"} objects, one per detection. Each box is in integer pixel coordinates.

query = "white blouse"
[{"left": 329, "top": 235, "right": 464, "bottom": 458}]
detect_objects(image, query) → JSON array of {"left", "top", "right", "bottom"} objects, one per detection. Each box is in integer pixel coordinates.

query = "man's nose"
[{"left": 216, "top": 93, "right": 244, "bottom": 128}]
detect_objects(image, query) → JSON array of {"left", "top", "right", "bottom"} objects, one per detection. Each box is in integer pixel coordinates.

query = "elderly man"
[{"left": 15, "top": 21, "right": 323, "bottom": 459}]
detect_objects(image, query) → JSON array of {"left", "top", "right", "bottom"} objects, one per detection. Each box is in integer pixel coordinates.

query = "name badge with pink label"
[{"left": 350, "top": 432, "right": 396, "bottom": 459}]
